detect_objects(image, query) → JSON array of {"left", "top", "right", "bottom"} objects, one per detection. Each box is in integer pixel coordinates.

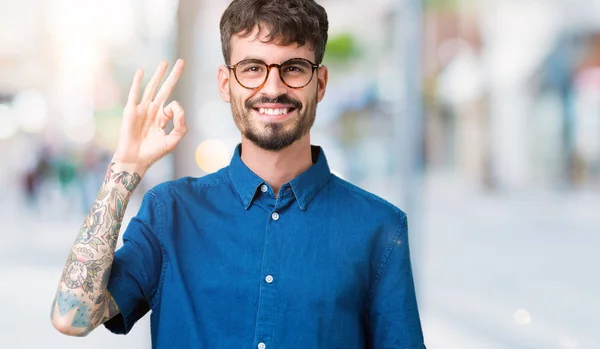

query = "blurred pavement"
[{"left": 420, "top": 173, "right": 600, "bottom": 349}]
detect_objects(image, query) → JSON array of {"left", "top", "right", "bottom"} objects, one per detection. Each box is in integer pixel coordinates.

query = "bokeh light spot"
[
  {"left": 514, "top": 309, "right": 532, "bottom": 325},
  {"left": 195, "top": 139, "right": 230, "bottom": 174}
]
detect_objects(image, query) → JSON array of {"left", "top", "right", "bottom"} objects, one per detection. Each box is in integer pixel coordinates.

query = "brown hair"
[{"left": 220, "top": 0, "right": 329, "bottom": 65}]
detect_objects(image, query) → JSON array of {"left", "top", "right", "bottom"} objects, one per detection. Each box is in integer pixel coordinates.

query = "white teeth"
[{"left": 257, "top": 108, "right": 289, "bottom": 116}]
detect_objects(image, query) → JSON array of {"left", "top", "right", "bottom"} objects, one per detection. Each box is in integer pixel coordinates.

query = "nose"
[{"left": 259, "top": 66, "right": 287, "bottom": 97}]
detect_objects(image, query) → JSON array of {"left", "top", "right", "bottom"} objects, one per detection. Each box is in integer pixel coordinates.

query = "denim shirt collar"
[{"left": 227, "top": 144, "right": 332, "bottom": 210}]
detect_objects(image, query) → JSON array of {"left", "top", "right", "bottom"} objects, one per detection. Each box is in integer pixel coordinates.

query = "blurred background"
[{"left": 1, "top": 0, "right": 599, "bottom": 348}]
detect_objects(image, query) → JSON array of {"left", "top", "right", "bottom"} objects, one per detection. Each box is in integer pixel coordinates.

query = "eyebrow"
[
  {"left": 238, "top": 57, "right": 310, "bottom": 64},
  {"left": 241, "top": 56, "right": 267, "bottom": 62}
]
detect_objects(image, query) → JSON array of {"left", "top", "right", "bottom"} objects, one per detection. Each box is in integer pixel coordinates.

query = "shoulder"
[
  {"left": 147, "top": 167, "right": 230, "bottom": 199},
  {"left": 328, "top": 175, "right": 406, "bottom": 223}
]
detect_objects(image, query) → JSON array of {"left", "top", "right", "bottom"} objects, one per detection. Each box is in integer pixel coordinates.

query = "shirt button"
[
  {"left": 258, "top": 343, "right": 266, "bottom": 349},
  {"left": 265, "top": 275, "right": 274, "bottom": 284},
  {"left": 260, "top": 184, "right": 268, "bottom": 193},
  {"left": 271, "top": 212, "right": 279, "bottom": 221}
]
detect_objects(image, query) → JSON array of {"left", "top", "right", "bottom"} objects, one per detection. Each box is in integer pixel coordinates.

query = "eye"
[
  {"left": 283, "top": 65, "right": 306, "bottom": 73},
  {"left": 243, "top": 65, "right": 264, "bottom": 73}
]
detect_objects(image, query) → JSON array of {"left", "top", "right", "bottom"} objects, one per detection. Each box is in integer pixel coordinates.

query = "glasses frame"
[{"left": 227, "top": 57, "right": 320, "bottom": 90}]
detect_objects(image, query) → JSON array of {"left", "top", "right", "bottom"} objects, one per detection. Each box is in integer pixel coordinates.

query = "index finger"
[{"left": 153, "top": 59, "right": 185, "bottom": 105}]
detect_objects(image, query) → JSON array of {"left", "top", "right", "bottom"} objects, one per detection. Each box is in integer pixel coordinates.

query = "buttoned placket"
[{"left": 252, "top": 185, "right": 294, "bottom": 348}]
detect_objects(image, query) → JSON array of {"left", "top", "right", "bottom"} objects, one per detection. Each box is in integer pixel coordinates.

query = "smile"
[
  {"left": 252, "top": 106, "right": 297, "bottom": 120},
  {"left": 258, "top": 107, "right": 290, "bottom": 115}
]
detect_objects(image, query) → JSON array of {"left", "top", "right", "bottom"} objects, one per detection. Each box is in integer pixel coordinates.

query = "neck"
[{"left": 240, "top": 135, "right": 313, "bottom": 196}]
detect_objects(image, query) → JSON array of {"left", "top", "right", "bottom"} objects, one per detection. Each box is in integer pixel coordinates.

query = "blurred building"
[{"left": 422, "top": 0, "right": 600, "bottom": 192}]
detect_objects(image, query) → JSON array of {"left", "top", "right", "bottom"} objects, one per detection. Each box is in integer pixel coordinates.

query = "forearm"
[{"left": 50, "top": 161, "right": 143, "bottom": 336}]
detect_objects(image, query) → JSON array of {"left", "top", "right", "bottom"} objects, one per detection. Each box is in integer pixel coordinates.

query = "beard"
[{"left": 230, "top": 91, "right": 317, "bottom": 151}]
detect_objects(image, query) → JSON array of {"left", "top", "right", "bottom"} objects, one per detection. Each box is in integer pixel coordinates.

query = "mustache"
[{"left": 245, "top": 95, "right": 302, "bottom": 110}]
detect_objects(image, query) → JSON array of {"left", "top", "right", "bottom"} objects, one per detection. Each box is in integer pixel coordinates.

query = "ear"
[
  {"left": 218, "top": 65, "right": 231, "bottom": 103},
  {"left": 316, "top": 65, "right": 328, "bottom": 102}
]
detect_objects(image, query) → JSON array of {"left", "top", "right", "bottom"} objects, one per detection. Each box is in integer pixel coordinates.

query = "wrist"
[{"left": 104, "top": 161, "right": 145, "bottom": 192}]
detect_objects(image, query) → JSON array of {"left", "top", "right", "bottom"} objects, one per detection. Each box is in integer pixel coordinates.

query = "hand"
[{"left": 112, "top": 59, "right": 187, "bottom": 174}]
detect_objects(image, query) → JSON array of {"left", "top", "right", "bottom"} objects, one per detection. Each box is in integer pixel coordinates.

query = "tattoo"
[
  {"left": 88, "top": 294, "right": 107, "bottom": 326},
  {"left": 104, "top": 191, "right": 126, "bottom": 248},
  {"left": 107, "top": 294, "right": 120, "bottom": 318},
  {"left": 75, "top": 292, "right": 120, "bottom": 337},
  {"left": 100, "top": 261, "right": 112, "bottom": 289},
  {"left": 104, "top": 162, "right": 141, "bottom": 193},
  {"left": 71, "top": 305, "right": 91, "bottom": 328},
  {"left": 75, "top": 247, "right": 95, "bottom": 259},
  {"left": 63, "top": 256, "right": 109, "bottom": 293},
  {"left": 114, "top": 171, "right": 142, "bottom": 192},
  {"left": 103, "top": 222, "right": 120, "bottom": 249},
  {"left": 77, "top": 200, "right": 107, "bottom": 251},
  {"left": 83, "top": 259, "right": 106, "bottom": 293},
  {"left": 56, "top": 289, "right": 91, "bottom": 327},
  {"left": 62, "top": 252, "right": 77, "bottom": 280},
  {"left": 76, "top": 163, "right": 140, "bottom": 251},
  {"left": 53, "top": 162, "right": 137, "bottom": 333},
  {"left": 65, "top": 260, "right": 88, "bottom": 289}
]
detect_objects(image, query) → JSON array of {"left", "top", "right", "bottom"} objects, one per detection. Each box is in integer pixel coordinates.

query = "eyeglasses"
[{"left": 228, "top": 58, "right": 320, "bottom": 89}]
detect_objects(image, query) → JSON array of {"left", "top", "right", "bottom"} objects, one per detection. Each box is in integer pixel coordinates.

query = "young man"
[{"left": 50, "top": 0, "right": 426, "bottom": 348}]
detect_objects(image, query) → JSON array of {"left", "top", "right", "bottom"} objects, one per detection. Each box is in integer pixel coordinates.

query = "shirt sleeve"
[
  {"left": 104, "top": 190, "right": 164, "bottom": 335},
  {"left": 366, "top": 213, "right": 427, "bottom": 349}
]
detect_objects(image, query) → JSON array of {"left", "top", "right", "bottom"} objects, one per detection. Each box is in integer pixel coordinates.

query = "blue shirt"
[{"left": 105, "top": 145, "right": 426, "bottom": 349}]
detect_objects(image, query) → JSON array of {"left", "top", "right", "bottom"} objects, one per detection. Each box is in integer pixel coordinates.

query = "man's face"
[{"left": 218, "top": 26, "right": 328, "bottom": 151}]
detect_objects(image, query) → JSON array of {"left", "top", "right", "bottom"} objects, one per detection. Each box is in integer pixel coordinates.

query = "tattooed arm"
[
  {"left": 50, "top": 162, "right": 141, "bottom": 336},
  {"left": 50, "top": 59, "right": 186, "bottom": 336}
]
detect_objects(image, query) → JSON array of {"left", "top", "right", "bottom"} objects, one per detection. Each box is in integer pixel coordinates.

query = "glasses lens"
[
  {"left": 235, "top": 60, "right": 267, "bottom": 88},
  {"left": 280, "top": 59, "right": 314, "bottom": 88}
]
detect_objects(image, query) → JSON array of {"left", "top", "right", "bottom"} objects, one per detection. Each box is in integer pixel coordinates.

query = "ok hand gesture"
[{"left": 113, "top": 59, "right": 187, "bottom": 175}]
